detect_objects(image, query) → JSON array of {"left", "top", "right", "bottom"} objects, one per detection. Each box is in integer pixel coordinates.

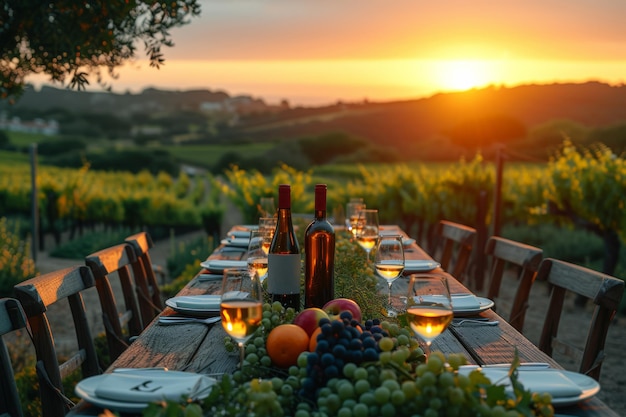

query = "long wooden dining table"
[{"left": 71, "top": 225, "right": 619, "bottom": 417}]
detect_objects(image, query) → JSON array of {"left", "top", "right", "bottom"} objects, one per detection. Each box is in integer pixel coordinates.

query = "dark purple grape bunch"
[{"left": 301, "top": 312, "right": 389, "bottom": 397}]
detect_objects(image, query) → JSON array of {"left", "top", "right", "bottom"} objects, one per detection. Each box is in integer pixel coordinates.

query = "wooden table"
[{"left": 71, "top": 225, "right": 619, "bottom": 417}]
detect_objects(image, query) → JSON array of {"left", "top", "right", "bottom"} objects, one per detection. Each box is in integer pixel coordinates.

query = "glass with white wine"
[
  {"left": 258, "top": 216, "right": 277, "bottom": 255},
  {"left": 220, "top": 268, "right": 263, "bottom": 368},
  {"left": 246, "top": 230, "right": 268, "bottom": 283},
  {"left": 355, "top": 209, "right": 379, "bottom": 261},
  {"left": 406, "top": 273, "right": 453, "bottom": 356},
  {"left": 374, "top": 235, "right": 405, "bottom": 317}
]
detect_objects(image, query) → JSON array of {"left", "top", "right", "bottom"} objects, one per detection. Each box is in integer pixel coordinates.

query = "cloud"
[{"left": 162, "top": 0, "right": 626, "bottom": 61}]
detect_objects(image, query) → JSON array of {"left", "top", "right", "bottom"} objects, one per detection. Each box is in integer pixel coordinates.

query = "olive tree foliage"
[{"left": 0, "top": 0, "right": 201, "bottom": 102}]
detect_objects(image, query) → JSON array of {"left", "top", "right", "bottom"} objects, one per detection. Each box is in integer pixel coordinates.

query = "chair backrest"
[
  {"left": 13, "top": 266, "right": 101, "bottom": 417},
  {"left": 484, "top": 236, "right": 543, "bottom": 332},
  {"left": 0, "top": 298, "right": 28, "bottom": 417},
  {"left": 433, "top": 220, "right": 477, "bottom": 282},
  {"left": 125, "top": 232, "right": 163, "bottom": 326},
  {"left": 537, "top": 258, "right": 624, "bottom": 381},
  {"left": 85, "top": 243, "right": 143, "bottom": 362}
]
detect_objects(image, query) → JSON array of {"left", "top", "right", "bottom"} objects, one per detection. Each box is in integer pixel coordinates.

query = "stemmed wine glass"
[
  {"left": 220, "top": 268, "right": 263, "bottom": 368},
  {"left": 374, "top": 235, "right": 405, "bottom": 317},
  {"left": 246, "top": 230, "right": 268, "bottom": 283},
  {"left": 258, "top": 217, "right": 277, "bottom": 255},
  {"left": 258, "top": 197, "right": 276, "bottom": 218},
  {"left": 345, "top": 198, "right": 365, "bottom": 236},
  {"left": 406, "top": 273, "right": 453, "bottom": 356},
  {"left": 355, "top": 209, "right": 379, "bottom": 261}
]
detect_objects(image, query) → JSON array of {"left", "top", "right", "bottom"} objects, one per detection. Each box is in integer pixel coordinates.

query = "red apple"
[
  {"left": 293, "top": 307, "right": 330, "bottom": 337},
  {"left": 322, "top": 298, "right": 362, "bottom": 323}
]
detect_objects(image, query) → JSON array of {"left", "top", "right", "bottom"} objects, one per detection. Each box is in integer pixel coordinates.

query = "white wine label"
[{"left": 268, "top": 253, "right": 301, "bottom": 294}]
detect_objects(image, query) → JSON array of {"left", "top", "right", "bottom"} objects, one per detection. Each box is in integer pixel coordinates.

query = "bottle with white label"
[{"left": 267, "top": 184, "right": 301, "bottom": 310}]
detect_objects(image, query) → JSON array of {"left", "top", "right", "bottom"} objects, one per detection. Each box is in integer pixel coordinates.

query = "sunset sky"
[{"left": 37, "top": 0, "right": 626, "bottom": 106}]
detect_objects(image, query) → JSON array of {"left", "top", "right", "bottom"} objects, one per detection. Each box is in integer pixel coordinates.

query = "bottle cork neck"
[
  {"left": 278, "top": 186, "right": 291, "bottom": 209},
  {"left": 314, "top": 185, "right": 326, "bottom": 211}
]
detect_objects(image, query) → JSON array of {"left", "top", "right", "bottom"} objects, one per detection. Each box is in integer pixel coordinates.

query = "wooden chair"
[
  {"left": 484, "top": 236, "right": 543, "bottom": 332},
  {"left": 537, "top": 258, "right": 624, "bottom": 381},
  {"left": 125, "top": 232, "right": 164, "bottom": 326},
  {"left": 13, "top": 266, "right": 101, "bottom": 417},
  {"left": 0, "top": 298, "right": 28, "bottom": 417},
  {"left": 85, "top": 243, "right": 143, "bottom": 362},
  {"left": 431, "top": 220, "right": 477, "bottom": 283}
]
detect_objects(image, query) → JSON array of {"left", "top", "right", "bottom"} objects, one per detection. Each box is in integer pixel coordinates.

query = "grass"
[
  {"left": 164, "top": 143, "right": 276, "bottom": 168},
  {"left": 0, "top": 149, "right": 30, "bottom": 165},
  {"left": 6, "top": 131, "right": 56, "bottom": 146}
]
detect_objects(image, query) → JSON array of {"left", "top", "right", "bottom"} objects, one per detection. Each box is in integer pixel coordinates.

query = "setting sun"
[{"left": 434, "top": 60, "right": 496, "bottom": 92}]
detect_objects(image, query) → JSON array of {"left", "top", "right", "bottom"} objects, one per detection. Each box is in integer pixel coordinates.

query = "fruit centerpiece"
[{"left": 143, "top": 297, "right": 555, "bottom": 417}]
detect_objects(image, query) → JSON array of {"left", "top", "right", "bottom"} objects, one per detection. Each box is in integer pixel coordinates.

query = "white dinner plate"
[
  {"left": 200, "top": 259, "right": 248, "bottom": 273},
  {"left": 165, "top": 295, "right": 221, "bottom": 317},
  {"left": 551, "top": 371, "right": 601, "bottom": 407},
  {"left": 404, "top": 259, "right": 441, "bottom": 273},
  {"left": 452, "top": 296, "right": 494, "bottom": 316},
  {"left": 220, "top": 237, "right": 250, "bottom": 247},
  {"left": 402, "top": 238, "right": 416, "bottom": 247},
  {"left": 237, "top": 224, "right": 259, "bottom": 231},
  {"left": 229, "top": 230, "right": 254, "bottom": 239},
  {"left": 75, "top": 370, "right": 216, "bottom": 413},
  {"left": 457, "top": 366, "right": 600, "bottom": 407}
]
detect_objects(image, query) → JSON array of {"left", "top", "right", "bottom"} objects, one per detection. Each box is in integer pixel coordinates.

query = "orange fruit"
[
  {"left": 266, "top": 324, "right": 309, "bottom": 368},
  {"left": 309, "top": 327, "right": 323, "bottom": 352}
]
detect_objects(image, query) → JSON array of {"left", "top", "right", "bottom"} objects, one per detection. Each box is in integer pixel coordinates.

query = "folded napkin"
[
  {"left": 451, "top": 294, "right": 481, "bottom": 310},
  {"left": 460, "top": 367, "right": 583, "bottom": 398},
  {"left": 201, "top": 260, "right": 247, "bottom": 271},
  {"left": 404, "top": 260, "right": 440, "bottom": 272},
  {"left": 224, "top": 238, "right": 250, "bottom": 247},
  {"left": 196, "top": 273, "right": 224, "bottom": 282},
  {"left": 175, "top": 295, "right": 221, "bottom": 310},
  {"left": 94, "top": 372, "right": 204, "bottom": 402},
  {"left": 229, "top": 230, "right": 253, "bottom": 238}
]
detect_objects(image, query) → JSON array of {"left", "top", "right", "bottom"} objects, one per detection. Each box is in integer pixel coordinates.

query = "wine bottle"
[
  {"left": 304, "top": 184, "right": 335, "bottom": 308},
  {"left": 267, "top": 184, "right": 301, "bottom": 310}
]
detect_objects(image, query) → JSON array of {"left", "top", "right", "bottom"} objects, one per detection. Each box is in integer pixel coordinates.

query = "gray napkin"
[{"left": 94, "top": 372, "right": 204, "bottom": 402}]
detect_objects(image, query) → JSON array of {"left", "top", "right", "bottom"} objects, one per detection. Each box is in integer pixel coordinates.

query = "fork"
[
  {"left": 158, "top": 316, "right": 222, "bottom": 326},
  {"left": 451, "top": 318, "right": 499, "bottom": 326}
]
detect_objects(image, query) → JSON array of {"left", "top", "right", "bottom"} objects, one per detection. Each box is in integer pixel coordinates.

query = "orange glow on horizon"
[{"left": 29, "top": 58, "right": 626, "bottom": 106}]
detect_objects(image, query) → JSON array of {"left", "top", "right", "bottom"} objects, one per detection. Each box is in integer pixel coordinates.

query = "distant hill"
[
  {"left": 3, "top": 81, "right": 626, "bottom": 161},
  {"left": 0, "top": 85, "right": 255, "bottom": 115},
  {"left": 227, "top": 81, "right": 626, "bottom": 161}
]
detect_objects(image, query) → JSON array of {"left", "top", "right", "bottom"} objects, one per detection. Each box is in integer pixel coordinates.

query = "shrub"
[
  {"left": 49, "top": 228, "right": 136, "bottom": 259},
  {"left": 37, "top": 138, "right": 87, "bottom": 156},
  {"left": 502, "top": 223, "right": 605, "bottom": 264},
  {"left": 165, "top": 235, "right": 215, "bottom": 283},
  {"left": 0, "top": 217, "right": 37, "bottom": 296}
]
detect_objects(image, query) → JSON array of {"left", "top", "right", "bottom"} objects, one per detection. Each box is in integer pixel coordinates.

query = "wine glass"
[
  {"left": 258, "top": 217, "right": 277, "bottom": 255},
  {"left": 345, "top": 199, "right": 366, "bottom": 236},
  {"left": 374, "top": 235, "right": 405, "bottom": 317},
  {"left": 406, "top": 273, "right": 453, "bottom": 356},
  {"left": 220, "top": 268, "right": 263, "bottom": 368},
  {"left": 258, "top": 197, "right": 276, "bottom": 218},
  {"left": 246, "top": 230, "right": 268, "bottom": 282},
  {"left": 355, "top": 209, "right": 379, "bottom": 261}
]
